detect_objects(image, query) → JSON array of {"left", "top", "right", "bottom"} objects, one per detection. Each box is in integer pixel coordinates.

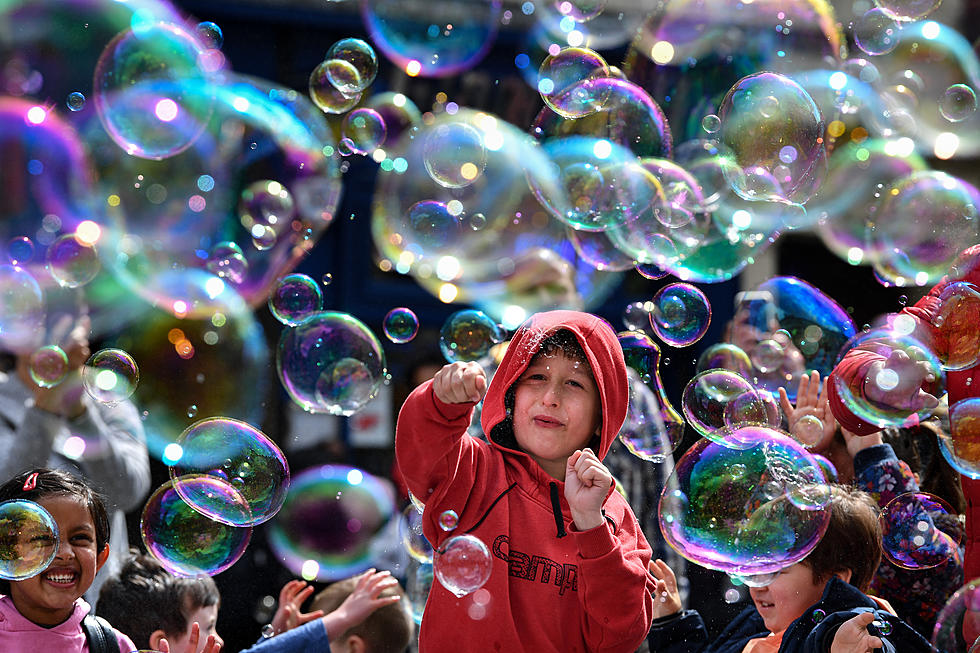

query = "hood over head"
[{"left": 480, "top": 310, "right": 628, "bottom": 461}]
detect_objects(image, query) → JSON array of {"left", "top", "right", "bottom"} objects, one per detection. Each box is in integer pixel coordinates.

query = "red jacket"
[
  {"left": 828, "top": 244, "right": 980, "bottom": 581},
  {"left": 396, "top": 310, "right": 656, "bottom": 652}
]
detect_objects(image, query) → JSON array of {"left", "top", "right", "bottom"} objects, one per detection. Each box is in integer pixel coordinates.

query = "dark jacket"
[{"left": 647, "top": 577, "right": 932, "bottom": 653}]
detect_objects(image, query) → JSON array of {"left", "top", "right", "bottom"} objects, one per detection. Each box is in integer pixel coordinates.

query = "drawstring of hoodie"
[{"left": 549, "top": 482, "right": 567, "bottom": 538}]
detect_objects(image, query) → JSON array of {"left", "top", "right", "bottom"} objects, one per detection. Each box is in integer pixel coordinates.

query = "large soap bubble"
[
  {"left": 169, "top": 418, "right": 290, "bottom": 526},
  {"left": 880, "top": 491, "right": 960, "bottom": 570},
  {"left": 268, "top": 465, "right": 396, "bottom": 582},
  {"left": 659, "top": 428, "right": 831, "bottom": 576},
  {"left": 433, "top": 534, "right": 493, "bottom": 598},
  {"left": 941, "top": 398, "right": 980, "bottom": 479},
  {"left": 649, "top": 282, "right": 711, "bottom": 347},
  {"left": 932, "top": 282, "right": 980, "bottom": 372},
  {"left": 0, "top": 265, "right": 45, "bottom": 354},
  {"left": 81, "top": 348, "right": 139, "bottom": 405},
  {"left": 141, "top": 480, "right": 251, "bottom": 577},
  {"left": 932, "top": 578, "right": 980, "bottom": 652},
  {"left": 536, "top": 46, "right": 611, "bottom": 119},
  {"left": 682, "top": 369, "right": 774, "bottom": 445},
  {"left": 0, "top": 500, "right": 59, "bottom": 581},
  {"left": 618, "top": 332, "right": 686, "bottom": 458},
  {"left": 278, "top": 311, "right": 387, "bottom": 416}
]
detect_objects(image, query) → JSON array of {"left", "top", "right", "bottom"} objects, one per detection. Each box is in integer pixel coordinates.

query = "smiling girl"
[{"left": 0, "top": 468, "right": 135, "bottom": 652}]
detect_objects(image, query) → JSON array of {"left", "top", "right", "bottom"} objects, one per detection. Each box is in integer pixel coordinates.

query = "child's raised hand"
[
  {"left": 270, "top": 579, "right": 325, "bottom": 636},
  {"left": 564, "top": 448, "right": 612, "bottom": 531},
  {"left": 432, "top": 362, "right": 487, "bottom": 404},
  {"left": 648, "top": 559, "right": 682, "bottom": 618},
  {"left": 864, "top": 348, "right": 939, "bottom": 413},
  {"left": 158, "top": 622, "right": 222, "bottom": 653},
  {"left": 777, "top": 371, "right": 838, "bottom": 451},
  {"left": 322, "top": 569, "right": 402, "bottom": 636},
  {"left": 829, "top": 611, "right": 884, "bottom": 653}
]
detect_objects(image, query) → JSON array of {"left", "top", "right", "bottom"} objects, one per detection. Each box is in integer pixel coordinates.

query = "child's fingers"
[
  {"left": 777, "top": 386, "right": 793, "bottom": 417},
  {"left": 186, "top": 622, "right": 201, "bottom": 651},
  {"left": 203, "top": 634, "right": 221, "bottom": 653},
  {"left": 159, "top": 638, "right": 171, "bottom": 653}
]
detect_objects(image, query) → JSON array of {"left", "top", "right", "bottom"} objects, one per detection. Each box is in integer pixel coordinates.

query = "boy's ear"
[
  {"left": 95, "top": 544, "right": 110, "bottom": 572},
  {"left": 834, "top": 569, "right": 853, "bottom": 584},
  {"left": 149, "top": 630, "right": 167, "bottom": 650},
  {"left": 346, "top": 634, "right": 367, "bottom": 653}
]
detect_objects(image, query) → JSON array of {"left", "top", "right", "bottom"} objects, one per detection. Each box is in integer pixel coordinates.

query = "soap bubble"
[
  {"left": 853, "top": 8, "right": 902, "bottom": 56},
  {"left": 81, "top": 348, "right": 139, "bottom": 405},
  {"left": 618, "top": 367, "right": 683, "bottom": 463},
  {"left": 932, "top": 282, "right": 980, "bottom": 372},
  {"left": 622, "top": 301, "right": 653, "bottom": 332},
  {"left": 939, "top": 84, "right": 977, "bottom": 123},
  {"left": 399, "top": 504, "right": 434, "bottom": 563},
  {"left": 433, "top": 534, "right": 493, "bottom": 598},
  {"left": 66, "top": 92, "right": 86, "bottom": 112},
  {"left": 205, "top": 242, "right": 249, "bottom": 285},
  {"left": 268, "top": 274, "right": 323, "bottom": 326},
  {"left": 423, "top": 122, "right": 487, "bottom": 189},
  {"left": 659, "top": 428, "right": 831, "bottom": 576},
  {"left": 880, "top": 491, "right": 960, "bottom": 569},
  {"left": 341, "top": 108, "right": 386, "bottom": 155},
  {"left": 196, "top": 21, "right": 223, "bottom": 49},
  {"left": 932, "top": 578, "right": 980, "bottom": 652},
  {"left": 141, "top": 480, "right": 251, "bottom": 577},
  {"left": 649, "top": 283, "right": 711, "bottom": 347},
  {"left": 278, "top": 311, "right": 387, "bottom": 416},
  {"left": 6, "top": 238, "right": 35, "bottom": 266},
  {"left": 682, "top": 369, "right": 771, "bottom": 444},
  {"left": 268, "top": 465, "right": 396, "bottom": 581},
  {"left": 0, "top": 500, "right": 59, "bottom": 581},
  {"left": 697, "top": 344, "right": 752, "bottom": 380},
  {"left": 29, "top": 345, "right": 69, "bottom": 388},
  {"left": 794, "top": 415, "right": 825, "bottom": 449},
  {"left": 406, "top": 559, "right": 434, "bottom": 625},
  {"left": 170, "top": 417, "right": 290, "bottom": 526},
  {"left": 326, "top": 38, "right": 378, "bottom": 95},
  {"left": 440, "top": 310, "right": 504, "bottom": 364},
  {"left": 309, "top": 60, "right": 361, "bottom": 114},
  {"left": 239, "top": 180, "right": 296, "bottom": 252},
  {"left": 46, "top": 234, "right": 99, "bottom": 288},
  {"left": 940, "top": 398, "right": 980, "bottom": 479},
  {"left": 873, "top": 0, "right": 941, "bottom": 21},
  {"left": 536, "top": 47, "right": 611, "bottom": 119},
  {"left": 701, "top": 114, "right": 721, "bottom": 134},
  {"left": 438, "top": 510, "right": 459, "bottom": 532},
  {"left": 556, "top": 0, "right": 607, "bottom": 21},
  {"left": 383, "top": 308, "right": 420, "bottom": 344},
  {"left": 365, "top": 92, "right": 422, "bottom": 144},
  {"left": 406, "top": 201, "right": 460, "bottom": 250}
]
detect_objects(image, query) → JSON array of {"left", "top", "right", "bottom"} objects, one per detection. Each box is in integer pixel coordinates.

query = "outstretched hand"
[
  {"left": 778, "top": 371, "right": 837, "bottom": 450},
  {"left": 648, "top": 559, "right": 682, "bottom": 619},
  {"left": 864, "top": 348, "right": 939, "bottom": 413},
  {"left": 830, "top": 612, "right": 884, "bottom": 653},
  {"left": 270, "top": 579, "right": 325, "bottom": 636},
  {"left": 159, "top": 622, "right": 222, "bottom": 653},
  {"left": 564, "top": 448, "right": 612, "bottom": 531},
  {"left": 432, "top": 362, "right": 488, "bottom": 404}
]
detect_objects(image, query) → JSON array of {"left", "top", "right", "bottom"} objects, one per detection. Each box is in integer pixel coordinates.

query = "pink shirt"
[{"left": 0, "top": 595, "right": 135, "bottom": 652}]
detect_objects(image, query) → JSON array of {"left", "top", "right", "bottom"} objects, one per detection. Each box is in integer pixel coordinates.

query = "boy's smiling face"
[
  {"left": 511, "top": 349, "right": 601, "bottom": 479},
  {"left": 748, "top": 563, "right": 827, "bottom": 634},
  {"left": 8, "top": 493, "right": 108, "bottom": 626}
]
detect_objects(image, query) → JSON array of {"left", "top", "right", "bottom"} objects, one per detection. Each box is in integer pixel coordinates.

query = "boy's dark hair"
[
  {"left": 802, "top": 484, "right": 882, "bottom": 593},
  {"left": 310, "top": 574, "right": 411, "bottom": 653},
  {"left": 0, "top": 468, "right": 110, "bottom": 595},
  {"left": 96, "top": 551, "right": 220, "bottom": 649}
]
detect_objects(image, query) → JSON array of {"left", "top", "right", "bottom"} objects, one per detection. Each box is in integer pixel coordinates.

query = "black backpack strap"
[{"left": 82, "top": 613, "right": 117, "bottom": 653}]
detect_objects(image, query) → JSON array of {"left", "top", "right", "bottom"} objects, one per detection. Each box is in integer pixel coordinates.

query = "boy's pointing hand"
[{"left": 432, "top": 362, "right": 488, "bottom": 404}]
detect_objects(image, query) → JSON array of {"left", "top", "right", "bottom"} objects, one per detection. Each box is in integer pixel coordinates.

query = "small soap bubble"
[
  {"left": 341, "top": 108, "right": 387, "bottom": 154},
  {"left": 439, "top": 309, "right": 504, "bottom": 364},
  {"left": 29, "top": 345, "right": 69, "bottom": 389},
  {"left": 853, "top": 8, "right": 902, "bottom": 56},
  {"left": 812, "top": 608, "right": 827, "bottom": 622},
  {"left": 701, "top": 114, "right": 721, "bottom": 133},
  {"left": 81, "top": 348, "right": 139, "bottom": 405},
  {"left": 939, "top": 84, "right": 977, "bottom": 123},
  {"left": 383, "top": 308, "right": 420, "bottom": 344},
  {"left": 438, "top": 510, "right": 459, "bottom": 532},
  {"left": 536, "top": 46, "right": 610, "bottom": 119},
  {"left": 268, "top": 274, "right": 323, "bottom": 326},
  {"left": 239, "top": 180, "right": 295, "bottom": 249},
  {"left": 649, "top": 283, "right": 712, "bottom": 347},
  {"left": 622, "top": 301, "right": 653, "bottom": 332},
  {"left": 309, "top": 61, "right": 361, "bottom": 114},
  {"left": 422, "top": 122, "right": 487, "bottom": 189},
  {"left": 7, "top": 237, "right": 34, "bottom": 265},
  {"left": 196, "top": 21, "right": 223, "bottom": 49},
  {"left": 723, "top": 588, "right": 740, "bottom": 604},
  {"left": 66, "top": 92, "right": 86, "bottom": 112},
  {"left": 399, "top": 504, "right": 434, "bottom": 563},
  {"left": 0, "top": 499, "right": 59, "bottom": 580},
  {"left": 322, "top": 273, "right": 333, "bottom": 286},
  {"left": 635, "top": 262, "right": 669, "bottom": 280},
  {"left": 874, "top": 620, "right": 893, "bottom": 636},
  {"left": 46, "top": 234, "right": 100, "bottom": 288},
  {"left": 325, "top": 38, "right": 379, "bottom": 96},
  {"left": 434, "top": 534, "right": 493, "bottom": 598},
  {"left": 407, "top": 200, "right": 461, "bottom": 250},
  {"left": 187, "top": 405, "right": 198, "bottom": 418},
  {"left": 205, "top": 242, "right": 248, "bottom": 285},
  {"left": 794, "top": 415, "right": 825, "bottom": 449}
]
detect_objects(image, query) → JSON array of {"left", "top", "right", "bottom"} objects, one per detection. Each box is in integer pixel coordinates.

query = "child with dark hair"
[
  {"left": 0, "top": 468, "right": 135, "bottom": 652},
  {"left": 96, "top": 551, "right": 222, "bottom": 652},
  {"left": 396, "top": 310, "right": 656, "bottom": 651},
  {"left": 647, "top": 484, "right": 932, "bottom": 652}
]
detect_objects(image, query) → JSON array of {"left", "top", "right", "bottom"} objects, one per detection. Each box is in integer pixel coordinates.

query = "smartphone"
[{"left": 734, "top": 290, "right": 777, "bottom": 332}]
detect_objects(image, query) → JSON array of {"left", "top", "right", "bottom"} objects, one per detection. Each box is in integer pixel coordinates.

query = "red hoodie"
[
  {"left": 828, "top": 244, "right": 980, "bottom": 581},
  {"left": 396, "top": 310, "right": 656, "bottom": 652}
]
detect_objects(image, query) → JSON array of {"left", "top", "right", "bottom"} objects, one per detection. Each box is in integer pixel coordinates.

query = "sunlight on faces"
[
  {"left": 268, "top": 465, "right": 395, "bottom": 582},
  {"left": 439, "top": 309, "right": 505, "bottom": 364},
  {"left": 880, "top": 491, "right": 960, "bottom": 569},
  {"left": 268, "top": 274, "right": 323, "bottom": 326},
  {"left": 141, "top": 481, "right": 251, "bottom": 578},
  {"left": 0, "top": 500, "right": 59, "bottom": 581},
  {"left": 659, "top": 429, "right": 831, "bottom": 576},
  {"left": 749, "top": 563, "right": 828, "bottom": 634},
  {"left": 277, "top": 311, "right": 387, "bottom": 416},
  {"left": 169, "top": 418, "right": 289, "bottom": 526},
  {"left": 433, "top": 534, "right": 492, "bottom": 598}
]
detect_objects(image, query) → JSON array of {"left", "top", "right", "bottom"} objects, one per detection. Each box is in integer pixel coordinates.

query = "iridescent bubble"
[
  {"left": 939, "top": 84, "right": 977, "bottom": 123},
  {"left": 659, "top": 428, "right": 831, "bottom": 576},
  {"left": 568, "top": 228, "right": 636, "bottom": 273},
  {"left": 170, "top": 417, "right": 290, "bottom": 526},
  {"left": 438, "top": 510, "right": 459, "bottom": 532},
  {"left": 422, "top": 122, "right": 487, "bottom": 189},
  {"left": 309, "top": 60, "right": 361, "bottom": 114},
  {"left": 338, "top": 138, "right": 356, "bottom": 157},
  {"left": 268, "top": 465, "right": 396, "bottom": 581},
  {"left": 93, "top": 21, "right": 220, "bottom": 160},
  {"left": 940, "top": 398, "right": 980, "bottom": 478},
  {"left": 141, "top": 480, "right": 251, "bottom": 577},
  {"left": 7, "top": 237, "right": 34, "bottom": 266},
  {"left": 618, "top": 367, "right": 683, "bottom": 463},
  {"left": 277, "top": 311, "right": 387, "bottom": 416},
  {"left": 794, "top": 415, "right": 825, "bottom": 449},
  {"left": 649, "top": 282, "right": 711, "bottom": 347},
  {"left": 383, "top": 308, "right": 420, "bottom": 344},
  {"left": 205, "top": 242, "right": 248, "bottom": 285},
  {"left": 812, "top": 608, "right": 827, "bottom": 622},
  {"left": 439, "top": 309, "right": 504, "bottom": 364},
  {"left": 537, "top": 47, "right": 611, "bottom": 119},
  {"left": 362, "top": 0, "right": 501, "bottom": 77},
  {"left": 239, "top": 180, "right": 296, "bottom": 253},
  {"left": 833, "top": 327, "right": 945, "bottom": 429},
  {"left": 556, "top": 0, "right": 607, "bottom": 21},
  {"left": 406, "top": 559, "right": 434, "bottom": 625},
  {"left": 433, "top": 534, "right": 493, "bottom": 598},
  {"left": 723, "top": 587, "right": 741, "bottom": 604},
  {"left": 868, "top": 172, "right": 980, "bottom": 287},
  {"left": 81, "top": 348, "right": 139, "bottom": 405},
  {"left": 29, "top": 345, "right": 69, "bottom": 389},
  {"left": 0, "top": 499, "right": 58, "bottom": 581},
  {"left": 723, "top": 390, "right": 781, "bottom": 432},
  {"left": 635, "top": 263, "right": 669, "bottom": 280},
  {"left": 931, "top": 282, "right": 980, "bottom": 372},
  {"left": 701, "top": 114, "right": 721, "bottom": 134},
  {"left": 326, "top": 38, "right": 378, "bottom": 95},
  {"left": 682, "top": 369, "right": 772, "bottom": 444},
  {"left": 66, "top": 92, "right": 86, "bottom": 112},
  {"left": 880, "top": 491, "right": 960, "bottom": 569},
  {"left": 622, "top": 301, "right": 653, "bottom": 332},
  {"left": 196, "top": 21, "right": 223, "bottom": 49},
  {"left": 873, "top": 0, "right": 941, "bottom": 21},
  {"left": 341, "top": 108, "right": 387, "bottom": 155},
  {"left": 696, "top": 343, "right": 752, "bottom": 379},
  {"left": 0, "top": 265, "right": 44, "bottom": 353},
  {"left": 399, "top": 504, "right": 434, "bottom": 563},
  {"left": 932, "top": 578, "right": 980, "bottom": 651},
  {"left": 853, "top": 8, "right": 902, "bottom": 56},
  {"left": 813, "top": 454, "right": 839, "bottom": 483},
  {"left": 46, "top": 234, "right": 99, "bottom": 288},
  {"left": 641, "top": 158, "right": 707, "bottom": 230},
  {"left": 268, "top": 274, "right": 323, "bottom": 326},
  {"left": 365, "top": 92, "right": 422, "bottom": 144}
]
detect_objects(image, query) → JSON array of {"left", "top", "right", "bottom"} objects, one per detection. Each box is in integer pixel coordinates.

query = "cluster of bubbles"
[{"left": 309, "top": 38, "right": 379, "bottom": 116}]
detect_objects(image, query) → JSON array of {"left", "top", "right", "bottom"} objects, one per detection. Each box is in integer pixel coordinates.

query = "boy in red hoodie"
[{"left": 396, "top": 310, "right": 656, "bottom": 652}]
